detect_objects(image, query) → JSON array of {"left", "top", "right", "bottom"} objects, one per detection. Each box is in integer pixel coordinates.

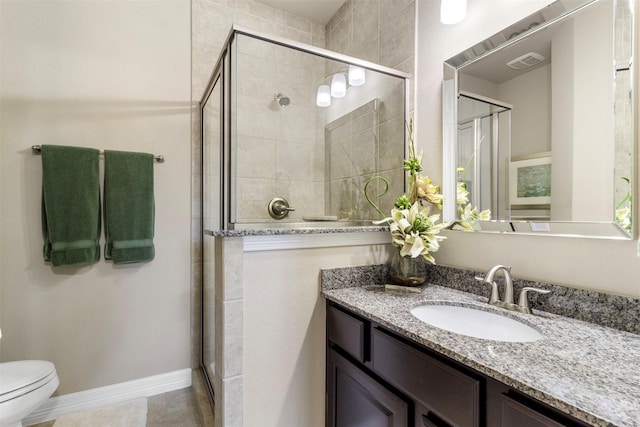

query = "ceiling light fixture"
[{"left": 441, "top": 0, "right": 467, "bottom": 25}]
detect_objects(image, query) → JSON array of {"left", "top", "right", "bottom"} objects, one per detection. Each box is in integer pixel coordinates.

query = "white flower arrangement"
[
  {"left": 373, "top": 202, "right": 448, "bottom": 264},
  {"left": 450, "top": 177, "right": 491, "bottom": 231},
  {"left": 365, "top": 120, "right": 448, "bottom": 264}
]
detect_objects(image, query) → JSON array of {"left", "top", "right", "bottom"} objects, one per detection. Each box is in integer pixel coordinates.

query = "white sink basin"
[{"left": 410, "top": 304, "right": 543, "bottom": 342}]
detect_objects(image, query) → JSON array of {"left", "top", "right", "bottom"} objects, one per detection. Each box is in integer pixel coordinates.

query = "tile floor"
[{"left": 31, "top": 370, "right": 214, "bottom": 427}]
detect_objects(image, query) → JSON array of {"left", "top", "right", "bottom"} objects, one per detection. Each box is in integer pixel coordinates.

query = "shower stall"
[
  {"left": 201, "top": 26, "right": 409, "bottom": 231},
  {"left": 199, "top": 26, "right": 409, "bottom": 416},
  {"left": 457, "top": 92, "right": 512, "bottom": 220}
]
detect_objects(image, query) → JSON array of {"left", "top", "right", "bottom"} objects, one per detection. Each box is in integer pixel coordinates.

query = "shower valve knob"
[{"left": 268, "top": 197, "right": 295, "bottom": 219}]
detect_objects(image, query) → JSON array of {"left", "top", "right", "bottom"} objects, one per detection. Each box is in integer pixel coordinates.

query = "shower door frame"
[{"left": 199, "top": 43, "right": 226, "bottom": 406}]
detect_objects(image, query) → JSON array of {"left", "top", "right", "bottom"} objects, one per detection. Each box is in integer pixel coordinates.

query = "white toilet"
[{"left": 0, "top": 360, "right": 59, "bottom": 427}]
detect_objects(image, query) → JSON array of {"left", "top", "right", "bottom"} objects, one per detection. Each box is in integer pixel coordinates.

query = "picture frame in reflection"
[{"left": 509, "top": 152, "right": 551, "bottom": 206}]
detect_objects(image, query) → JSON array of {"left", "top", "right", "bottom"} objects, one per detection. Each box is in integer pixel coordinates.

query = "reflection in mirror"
[{"left": 443, "top": 0, "right": 634, "bottom": 239}]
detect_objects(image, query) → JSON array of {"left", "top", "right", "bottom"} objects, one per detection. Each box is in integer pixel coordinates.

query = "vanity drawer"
[
  {"left": 500, "top": 393, "right": 590, "bottom": 427},
  {"left": 327, "top": 304, "right": 368, "bottom": 363},
  {"left": 372, "top": 327, "right": 480, "bottom": 427}
]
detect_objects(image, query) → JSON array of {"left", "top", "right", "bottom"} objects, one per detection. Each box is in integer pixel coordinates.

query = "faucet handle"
[
  {"left": 268, "top": 197, "right": 295, "bottom": 219},
  {"left": 475, "top": 276, "right": 500, "bottom": 305},
  {"left": 517, "top": 287, "right": 551, "bottom": 314}
]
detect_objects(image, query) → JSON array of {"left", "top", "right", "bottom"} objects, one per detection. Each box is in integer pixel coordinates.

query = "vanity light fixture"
[
  {"left": 330, "top": 73, "right": 347, "bottom": 98},
  {"left": 316, "top": 84, "right": 331, "bottom": 107},
  {"left": 441, "top": 0, "right": 467, "bottom": 25},
  {"left": 316, "top": 66, "right": 367, "bottom": 107},
  {"left": 348, "top": 65, "right": 366, "bottom": 86}
]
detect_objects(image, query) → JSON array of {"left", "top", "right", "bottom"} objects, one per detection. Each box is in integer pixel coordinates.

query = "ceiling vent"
[{"left": 506, "top": 52, "right": 546, "bottom": 70}]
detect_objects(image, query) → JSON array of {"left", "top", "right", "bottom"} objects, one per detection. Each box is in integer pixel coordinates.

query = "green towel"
[
  {"left": 41, "top": 145, "right": 101, "bottom": 266},
  {"left": 104, "top": 150, "right": 155, "bottom": 264}
]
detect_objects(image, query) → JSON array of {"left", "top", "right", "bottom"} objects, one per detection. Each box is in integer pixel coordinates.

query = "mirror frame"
[{"left": 442, "top": 0, "right": 635, "bottom": 239}]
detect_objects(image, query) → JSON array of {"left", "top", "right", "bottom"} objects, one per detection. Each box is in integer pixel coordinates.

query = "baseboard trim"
[{"left": 24, "top": 368, "right": 192, "bottom": 426}]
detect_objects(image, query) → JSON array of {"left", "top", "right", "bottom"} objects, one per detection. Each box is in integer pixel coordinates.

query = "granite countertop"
[
  {"left": 205, "top": 225, "right": 387, "bottom": 237},
  {"left": 322, "top": 284, "right": 640, "bottom": 427}
]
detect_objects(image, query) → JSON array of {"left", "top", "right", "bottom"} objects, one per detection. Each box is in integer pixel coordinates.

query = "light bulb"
[
  {"left": 331, "top": 73, "right": 347, "bottom": 98},
  {"left": 316, "top": 85, "right": 331, "bottom": 107},
  {"left": 348, "top": 65, "right": 366, "bottom": 86},
  {"left": 440, "top": 0, "right": 467, "bottom": 25}
]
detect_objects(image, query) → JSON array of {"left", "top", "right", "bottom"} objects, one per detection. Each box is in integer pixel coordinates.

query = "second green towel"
[{"left": 104, "top": 150, "right": 155, "bottom": 264}]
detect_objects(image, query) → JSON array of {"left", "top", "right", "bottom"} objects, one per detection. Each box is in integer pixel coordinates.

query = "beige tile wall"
[
  {"left": 234, "top": 36, "right": 326, "bottom": 221},
  {"left": 190, "top": 0, "right": 327, "bottom": 377},
  {"left": 326, "top": 0, "right": 415, "bottom": 73},
  {"left": 324, "top": 0, "right": 415, "bottom": 219},
  {"left": 325, "top": 99, "right": 404, "bottom": 220}
]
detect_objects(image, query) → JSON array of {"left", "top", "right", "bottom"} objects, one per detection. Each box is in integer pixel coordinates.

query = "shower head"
[{"left": 274, "top": 93, "right": 290, "bottom": 107}]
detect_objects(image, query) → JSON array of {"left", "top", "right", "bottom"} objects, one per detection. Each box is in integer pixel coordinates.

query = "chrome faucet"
[
  {"left": 476, "top": 265, "right": 514, "bottom": 308},
  {"left": 475, "top": 265, "right": 550, "bottom": 314}
]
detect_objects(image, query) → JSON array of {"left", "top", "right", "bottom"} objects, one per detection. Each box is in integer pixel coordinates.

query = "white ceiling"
[{"left": 253, "top": 0, "right": 346, "bottom": 25}]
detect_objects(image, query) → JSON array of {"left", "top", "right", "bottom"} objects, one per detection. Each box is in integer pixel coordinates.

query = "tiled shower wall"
[
  {"left": 324, "top": 97, "right": 406, "bottom": 220},
  {"left": 324, "top": 0, "right": 416, "bottom": 219},
  {"left": 234, "top": 36, "right": 326, "bottom": 222},
  {"left": 191, "top": 0, "right": 325, "bottom": 367},
  {"left": 326, "top": 0, "right": 415, "bottom": 98}
]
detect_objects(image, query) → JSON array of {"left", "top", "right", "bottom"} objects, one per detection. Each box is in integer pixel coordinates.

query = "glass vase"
[{"left": 389, "top": 250, "right": 427, "bottom": 287}]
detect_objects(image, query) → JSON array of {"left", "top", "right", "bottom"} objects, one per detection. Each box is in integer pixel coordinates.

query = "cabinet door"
[
  {"left": 327, "top": 348, "right": 409, "bottom": 427},
  {"left": 501, "top": 394, "right": 589, "bottom": 427},
  {"left": 372, "top": 327, "right": 480, "bottom": 427}
]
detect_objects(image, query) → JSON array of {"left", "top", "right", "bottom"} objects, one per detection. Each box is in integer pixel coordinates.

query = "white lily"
[
  {"left": 374, "top": 202, "right": 447, "bottom": 263},
  {"left": 616, "top": 206, "right": 631, "bottom": 231}
]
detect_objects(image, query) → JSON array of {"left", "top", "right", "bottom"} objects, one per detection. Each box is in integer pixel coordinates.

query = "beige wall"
[
  {"left": 571, "top": 1, "right": 614, "bottom": 221},
  {"left": 243, "top": 242, "right": 392, "bottom": 427},
  {"left": 498, "top": 64, "right": 551, "bottom": 157},
  {"left": 0, "top": 0, "right": 192, "bottom": 394},
  {"left": 416, "top": 0, "right": 640, "bottom": 298}
]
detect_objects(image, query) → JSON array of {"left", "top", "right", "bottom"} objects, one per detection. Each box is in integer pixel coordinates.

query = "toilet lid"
[{"left": 0, "top": 360, "right": 57, "bottom": 402}]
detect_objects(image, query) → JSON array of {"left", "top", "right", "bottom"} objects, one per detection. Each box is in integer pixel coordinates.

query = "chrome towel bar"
[{"left": 31, "top": 145, "right": 165, "bottom": 163}]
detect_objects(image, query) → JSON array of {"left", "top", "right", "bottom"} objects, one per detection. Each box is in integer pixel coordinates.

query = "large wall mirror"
[{"left": 443, "top": 0, "right": 635, "bottom": 239}]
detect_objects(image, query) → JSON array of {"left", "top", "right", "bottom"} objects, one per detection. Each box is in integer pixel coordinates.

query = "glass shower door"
[{"left": 202, "top": 72, "right": 222, "bottom": 388}]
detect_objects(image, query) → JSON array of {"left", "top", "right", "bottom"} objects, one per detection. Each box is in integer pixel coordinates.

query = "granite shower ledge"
[
  {"left": 322, "top": 285, "right": 640, "bottom": 427},
  {"left": 204, "top": 225, "right": 387, "bottom": 237}
]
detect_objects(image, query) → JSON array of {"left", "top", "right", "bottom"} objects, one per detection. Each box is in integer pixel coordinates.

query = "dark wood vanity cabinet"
[
  {"left": 327, "top": 302, "right": 409, "bottom": 427},
  {"left": 326, "top": 301, "right": 591, "bottom": 427},
  {"left": 327, "top": 348, "right": 409, "bottom": 427}
]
